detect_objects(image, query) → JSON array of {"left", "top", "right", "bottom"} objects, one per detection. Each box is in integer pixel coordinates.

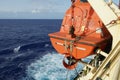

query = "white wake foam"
[
  {"left": 13, "top": 46, "right": 21, "bottom": 53},
  {"left": 25, "top": 52, "right": 83, "bottom": 80}
]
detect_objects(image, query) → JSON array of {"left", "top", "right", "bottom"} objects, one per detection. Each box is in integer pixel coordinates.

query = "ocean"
[{"left": 0, "top": 19, "right": 84, "bottom": 80}]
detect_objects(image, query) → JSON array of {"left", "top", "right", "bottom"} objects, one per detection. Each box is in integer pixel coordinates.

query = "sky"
[{"left": 0, "top": 0, "right": 119, "bottom": 19}]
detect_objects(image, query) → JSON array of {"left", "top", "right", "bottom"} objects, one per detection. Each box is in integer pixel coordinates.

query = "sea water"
[{"left": 0, "top": 19, "right": 84, "bottom": 80}]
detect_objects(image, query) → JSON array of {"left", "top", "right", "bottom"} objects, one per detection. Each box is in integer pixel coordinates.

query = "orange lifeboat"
[{"left": 48, "top": 0, "right": 112, "bottom": 69}]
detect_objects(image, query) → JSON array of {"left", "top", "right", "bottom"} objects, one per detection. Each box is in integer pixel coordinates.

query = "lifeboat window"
[{"left": 81, "top": 0, "right": 88, "bottom": 2}]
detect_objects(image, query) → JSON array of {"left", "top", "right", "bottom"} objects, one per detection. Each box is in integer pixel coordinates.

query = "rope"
[
  {"left": 77, "top": 18, "right": 120, "bottom": 40},
  {"left": 75, "top": 67, "right": 79, "bottom": 75},
  {"left": 66, "top": 69, "right": 70, "bottom": 80},
  {"left": 64, "top": 19, "right": 120, "bottom": 80},
  {"left": 65, "top": 1, "right": 120, "bottom": 79}
]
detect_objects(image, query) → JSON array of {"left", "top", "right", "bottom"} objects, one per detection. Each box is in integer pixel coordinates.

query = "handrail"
[{"left": 91, "top": 41, "right": 120, "bottom": 80}]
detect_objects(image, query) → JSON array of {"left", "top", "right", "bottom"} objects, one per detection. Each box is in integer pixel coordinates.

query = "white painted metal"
[
  {"left": 88, "top": 0, "right": 120, "bottom": 48},
  {"left": 76, "top": 0, "right": 120, "bottom": 80},
  {"left": 77, "top": 42, "right": 120, "bottom": 80},
  {"left": 91, "top": 41, "right": 120, "bottom": 80},
  {"left": 96, "top": 49, "right": 108, "bottom": 57},
  {"left": 88, "top": 0, "right": 118, "bottom": 24}
]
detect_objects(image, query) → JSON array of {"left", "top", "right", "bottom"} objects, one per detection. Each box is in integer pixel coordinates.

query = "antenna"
[{"left": 119, "top": 0, "right": 120, "bottom": 9}]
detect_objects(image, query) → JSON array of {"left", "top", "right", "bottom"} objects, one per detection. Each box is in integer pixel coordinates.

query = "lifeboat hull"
[
  {"left": 48, "top": 0, "right": 113, "bottom": 70},
  {"left": 49, "top": 32, "right": 110, "bottom": 59}
]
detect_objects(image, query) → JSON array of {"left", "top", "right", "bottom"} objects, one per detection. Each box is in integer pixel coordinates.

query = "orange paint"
[{"left": 48, "top": 0, "right": 112, "bottom": 69}]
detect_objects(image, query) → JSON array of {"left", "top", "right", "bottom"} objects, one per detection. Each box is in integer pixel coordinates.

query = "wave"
[
  {"left": 20, "top": 41, "right": 52, "bottom": 50},
  {"left": 0, "top": 41, "right": 53, "bottom": 55},
  {"left": 0, "top": 41, "right": 55, "bottom": 80},
  {"left": 0, "top": 41, "right": 88, "bottom": 80},
  {"left": 0, "top": 41, "right": 55, "bottom": 67},
  {"left": 22, "top": 52, "right": 84, "bottom": 80},
  {"left": 14, "top": 46, "right": 21, "bottom": 53}
]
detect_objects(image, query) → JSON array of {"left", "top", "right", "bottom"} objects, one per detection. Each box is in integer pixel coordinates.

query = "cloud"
[
  {"left": 30, "top": 0, "right": 71, "bottom": 13},
  {"left": 0, "top": 0, "right": 71, "bottom": 19},
  {"left": 31, "top": 9, "right": 40, "bottom": 14},
  {"left": 31, "top": 7, "right": 51, "bottom": 14}
]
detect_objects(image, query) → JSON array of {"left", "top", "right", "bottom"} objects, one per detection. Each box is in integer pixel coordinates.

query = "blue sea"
[{"left": 0, "top": 19, "right": 85, "bottom": 80}]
